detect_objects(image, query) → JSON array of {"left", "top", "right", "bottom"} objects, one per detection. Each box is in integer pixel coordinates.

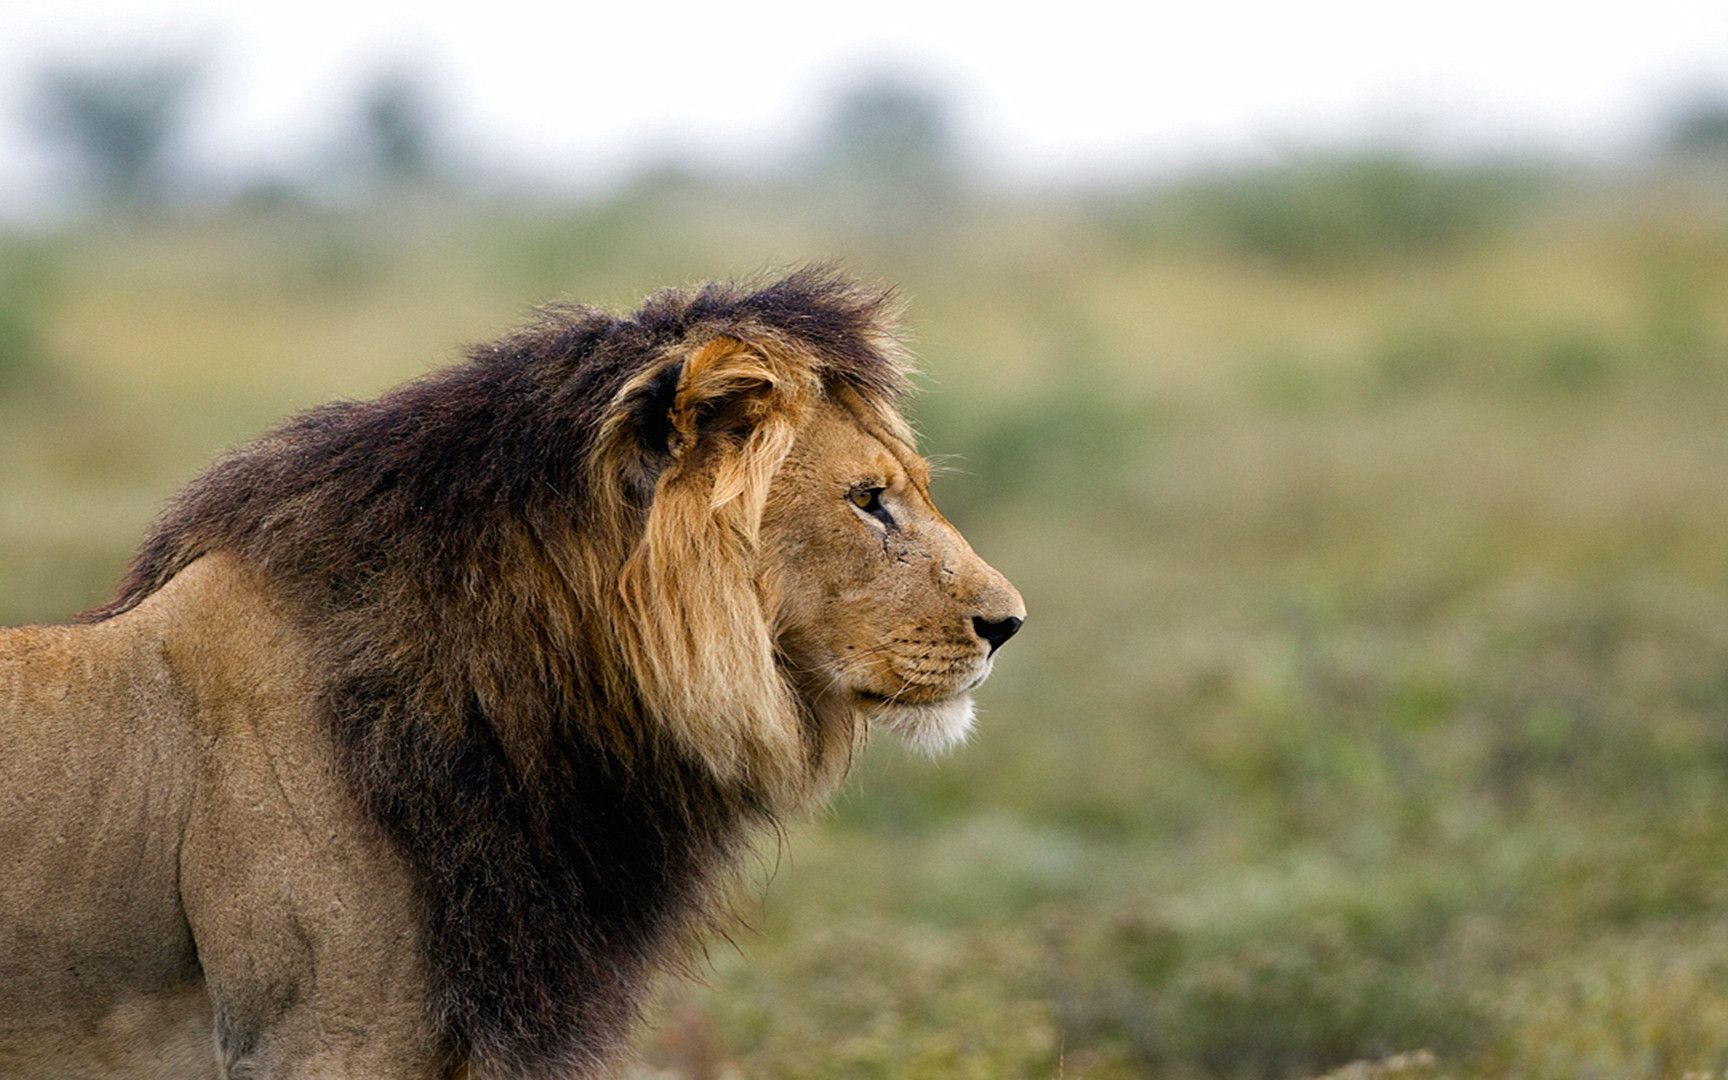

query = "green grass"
[{"left": 4, "top": 170, "right": 1728, "bottom": 1078}]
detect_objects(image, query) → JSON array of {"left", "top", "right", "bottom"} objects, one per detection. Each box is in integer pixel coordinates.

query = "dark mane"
[{"left": 91, "top": 267, "right": 907, "bottom": 1077}]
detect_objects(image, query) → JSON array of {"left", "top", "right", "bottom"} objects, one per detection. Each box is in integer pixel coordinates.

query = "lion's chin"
[{"left": 871, "top": 695, "right": 977, "bottom": 756}]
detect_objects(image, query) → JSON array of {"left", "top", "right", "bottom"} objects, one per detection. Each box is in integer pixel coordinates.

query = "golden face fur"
[{"left": 766, "top": 392, "right": 1024, "bottom": 754}]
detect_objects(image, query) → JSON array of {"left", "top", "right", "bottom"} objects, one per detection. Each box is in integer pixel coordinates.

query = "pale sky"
[{"left": 2, "top": 0, "right": 1725, "bottom": 214}]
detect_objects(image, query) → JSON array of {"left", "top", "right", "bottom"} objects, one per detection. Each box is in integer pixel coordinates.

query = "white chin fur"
[{"left": 876, "top": 695, "right": 976, "bottom": 756}]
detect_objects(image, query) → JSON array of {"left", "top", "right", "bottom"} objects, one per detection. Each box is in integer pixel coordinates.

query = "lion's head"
[
  {"left": 590, "top": 327, "right": 1025, "bottom": 799},
  {"left": 764, "top": 388, "right": 1024, "bottom": 752},
  {"left": 90, "top": 268, "right": 1023, "bottom": 1075}
]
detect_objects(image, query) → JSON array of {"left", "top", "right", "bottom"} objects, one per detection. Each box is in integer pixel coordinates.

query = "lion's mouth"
[
  {"left": 854, "top": 686, "right": 964, "bottom": 708},
  {"left": 851, "top": 661, "right": 992, "bottom": 710}
]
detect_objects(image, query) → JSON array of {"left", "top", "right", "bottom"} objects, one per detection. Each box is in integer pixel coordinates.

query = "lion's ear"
[
  {"left": 615, "top": 337, "right": 776, "bottom": 447},
  {"left": 670, "top": 336, "right": 818, "bottom": 506},
  {"left": 614, "top": 336, "right": 817, "bottom": 506}
]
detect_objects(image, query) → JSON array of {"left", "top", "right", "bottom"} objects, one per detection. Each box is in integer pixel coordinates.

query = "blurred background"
[{"left": 3, "top": 2, "right": 1728, "bottom": 1076}]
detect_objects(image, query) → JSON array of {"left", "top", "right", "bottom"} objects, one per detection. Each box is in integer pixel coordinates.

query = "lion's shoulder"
[{"left": 0, "top": 550, "right": 426, "bottom": 1075}]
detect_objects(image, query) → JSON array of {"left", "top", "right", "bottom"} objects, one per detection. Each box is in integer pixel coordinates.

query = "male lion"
[{"left": 0, "top": 269, "right": 1024, "bottom": 1079}]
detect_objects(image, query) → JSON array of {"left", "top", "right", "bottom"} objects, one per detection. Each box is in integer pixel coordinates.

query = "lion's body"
[
  {"left": 1, "top": 556, "right": 438, "bottom": 1078},
  {"left": 0, "top": 270, "right": 1023, "bottom": 1079}
]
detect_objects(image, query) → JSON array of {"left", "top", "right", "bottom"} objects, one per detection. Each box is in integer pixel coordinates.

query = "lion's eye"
[{"left": 847, "top": 485, "right": 894, "bottom": 526}]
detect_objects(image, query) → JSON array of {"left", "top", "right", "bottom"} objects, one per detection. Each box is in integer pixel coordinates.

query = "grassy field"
[{"left": 3, "top": 168, "right": 1728, "bottom": 1077}]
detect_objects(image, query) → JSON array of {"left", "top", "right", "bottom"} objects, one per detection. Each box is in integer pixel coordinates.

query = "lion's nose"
[{"left": 971, "top": 615, "right": 1023, "bottom": 655}]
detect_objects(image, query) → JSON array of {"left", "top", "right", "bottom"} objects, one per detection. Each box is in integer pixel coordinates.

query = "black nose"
[{"left": 972, "top": 615, "right": 1023, "bottom": 655}]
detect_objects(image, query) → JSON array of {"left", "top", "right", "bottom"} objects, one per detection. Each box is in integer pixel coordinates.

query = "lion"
[{"left": 0, "top": 269, "right": 1024, "bottom": 1079}]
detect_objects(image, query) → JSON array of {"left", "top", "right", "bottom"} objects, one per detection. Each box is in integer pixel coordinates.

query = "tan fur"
[
  {"left": 0, "top": 294, "right": 1022, "bottom": 1077},
  {"left": 2, "top": 556, "right": 440, "bottom": 1078}
]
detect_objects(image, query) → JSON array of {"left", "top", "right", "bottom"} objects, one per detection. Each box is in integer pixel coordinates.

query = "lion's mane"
[{"left": 87, "top": 268, "right": 909, "bottom": 1077}]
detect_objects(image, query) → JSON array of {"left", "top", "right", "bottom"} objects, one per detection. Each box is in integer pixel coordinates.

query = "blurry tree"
[
  {"left": 1664, "top": 94, "right": 1728, "bottom": 158},
  {"left": 354, "top": 66, "right": 444, "bottom": 188},
  {"left": 30, "top": 56, "right": 202, "bottom": 206},
  {"left": 808, "top": 71, "right": 964, "bottom": 225}
]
